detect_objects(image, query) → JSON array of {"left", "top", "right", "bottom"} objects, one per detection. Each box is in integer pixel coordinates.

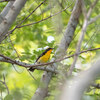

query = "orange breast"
[{"left": 37, "top": 49, "right": 52, "bottom": 63}]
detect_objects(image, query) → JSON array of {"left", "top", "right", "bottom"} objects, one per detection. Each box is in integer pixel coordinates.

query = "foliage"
[{"left": 0, "top": 0, "right": 100, "bottom": 100}]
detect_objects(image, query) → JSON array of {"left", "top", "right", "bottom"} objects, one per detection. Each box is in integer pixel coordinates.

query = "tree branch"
[
  {"left": 0, "top": 47, "right": 100, "bottom": 73},
  {"left": 81, "top": 0, "right": 87, "bottom": 18},
  {"left": 88, "top": 14, "right": 100, "bottom": 25},
  {"left": 1, "top": 0, "right": 47, "bottom": 42},
  {"left": 92, "top": 83, "right": 100, "bottom": 89},
  {"left": 68, "top": 0, "right": 98, "bottom": 76},
  {"left": 0, "top": 0, "right": 15, "bottom": 24},
  {"left": 1, "top": 0, "right": 74, "bottom": 43},
  {"left": 0, "top": 0, "right": 27, "bottom": 43},
  {"left": 18, "top": 1, "right": 73, "bottom": 28},
  {"left": 0, "top": 0, "right": 14, "bottom": 3},
  {"left": 0, "top": 74, "right": 9, "bottom": 95},
  {"left": 60, "top": 58, "right": 100, "bottom": 100}
]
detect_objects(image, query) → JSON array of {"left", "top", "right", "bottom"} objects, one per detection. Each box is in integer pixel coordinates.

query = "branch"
[
  {"left": 1, "top": 0, "right": 47, "bottom": 42},
  {"left": 0, "top": 0, "right": 27, "bottom": 43},
  {"left": 87, "top": 0, "right": 98, "bottom": 18},
  {"left": 88, "top": 14, "right": 100, "bottom": 25},
  {"left": 0, "top": 0, "right": 14, "bottom": 2},
  {"left": 0, "top": 74, "right": 9, "bottom": 94},
  {"left": 57, "top": 0, "right": 69, "bottom": 15},
  {"left": 60, "top": 58, "right": 100, "bottom": 100},
  {"left": 0, "top": 1, "right": 15, "bottom": 24},
  {"left": 92, "top": 83, "right": 100, "bottom": 89},
  {"left": 68, "top": 0, "right": 98, "bottom": 76},
  {"left": 8, "top": 36, "right": 20, "bottom": 58},
  {"left": 18, "top": 1, "right": 73, "bottom": 28},
  {"left": 81, "top": 0, "right": 87, "bottom": 18},
  {"left": 0, "top": 54, "right": 59, "bottom": 73},
  {"left": 0, "top": 47, "right": 100, "bottom": 72},
  {"left": 1, "top": 0, "right": 73, "bottom": 42}
]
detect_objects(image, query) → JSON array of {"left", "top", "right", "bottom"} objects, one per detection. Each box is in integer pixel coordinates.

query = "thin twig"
[
  {"left": 87, "top": 0, "right": 98, "bottom": 18},
  {"left": 83, "top": 28, "right": 98, "bottom": 50},
  {"left": 8, "top": 29, "right": 36, "bottom": 79},
  {"left": 27, "top": 69, "right": 36, "bottom": 80},
  {"left": 0, "top": 74, "right": 9, "bottom": 94},
  {"left": 17, "top": 1, "right": 74, "bottom": 28},
  {"left": 17, "top": 0, "right": 46, "bottom": 26},
  {"left": 8, "top": 36, "right": 20, "bottom": 58},
  {"left": 88, "top": 14, "right": 100, "bottom": 25},
  {"left": 8, "top": 35, "right": 24, "bottom": 73},
  {"left": 9, "top": 35, "right": 23, "bottom": 71},
  {"left": 57, "top": 0, "right": 69, "bottom": 15},
  {"left": 3, "top": 74, "right": 9, "bottom": 94}
]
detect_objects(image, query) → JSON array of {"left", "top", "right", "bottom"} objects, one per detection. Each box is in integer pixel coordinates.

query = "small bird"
[{"left": 29, "top": 47, "right": 53, "bottom": 71}]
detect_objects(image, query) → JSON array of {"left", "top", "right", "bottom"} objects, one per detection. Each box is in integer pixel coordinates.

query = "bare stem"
[{"left": 0, "top": 74, "right": 9, "bottom": 95}]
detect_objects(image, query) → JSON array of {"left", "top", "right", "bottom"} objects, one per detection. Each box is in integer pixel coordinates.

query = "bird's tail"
[
  {"left": 29, "top": 67, "right": 35, "bottom": 72},
  {"left": 29, "top": 61, "right": 37, "bottom": 72}
]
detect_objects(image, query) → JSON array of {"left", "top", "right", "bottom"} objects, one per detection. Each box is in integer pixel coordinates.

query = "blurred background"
[{"left": 0, "top": 0, "right": 100, "bottom": 100}]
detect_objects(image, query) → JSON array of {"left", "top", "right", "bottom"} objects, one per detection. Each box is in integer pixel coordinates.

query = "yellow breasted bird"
[{"left": 29, "top": 48, "right": 53, "bottom": 71}]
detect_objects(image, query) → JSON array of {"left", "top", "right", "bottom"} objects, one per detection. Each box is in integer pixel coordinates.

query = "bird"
[{"left": 29, "top": 47, "right": 53, "bottom": 72}]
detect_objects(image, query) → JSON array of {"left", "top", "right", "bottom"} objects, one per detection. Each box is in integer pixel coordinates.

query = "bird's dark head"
[
  {"left": 46, "top": 47, "right": 53, "bottom": 50},
  {"left": 45, "top": 48, "right": 54, "bottom": 52}
]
